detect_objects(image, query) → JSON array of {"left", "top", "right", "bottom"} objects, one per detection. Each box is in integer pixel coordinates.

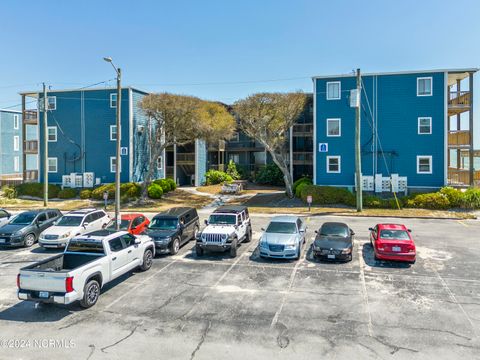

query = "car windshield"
[
  {"left": 209, "top": 214, "right": 236, "bottom": 225},
  {"left": 106, "top": 219, "right": 130, "bottom": 231},
  {"left": 149, "top": 218, "right": 178, "bottom": 230},
  {"left": 266, "top": 222, "right": 297, "bottom": 234},
  {"left": 9, "top": 213, "right": 36, "bottom": 225},
  {"left": 320, "top": 224, "right": 348, "bottom": 237},
  {"left": 56, "top": 216, "right": 83, "bottom": 227},
  {"left": 380, "top": 230, "right": 410, "bottom": 240}
]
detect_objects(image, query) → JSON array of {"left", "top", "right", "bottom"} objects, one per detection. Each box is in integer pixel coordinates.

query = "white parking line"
[{"left": 357, "top": 242, "right": 374, "bottom": 337}]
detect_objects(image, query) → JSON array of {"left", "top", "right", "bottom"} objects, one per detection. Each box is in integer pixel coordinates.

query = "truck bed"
[{"left": 23, "top": 253, "right": 105, "bottom": 272}]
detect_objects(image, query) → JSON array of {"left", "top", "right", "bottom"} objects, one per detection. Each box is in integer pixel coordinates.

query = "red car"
[
  {"left": 106, "top": 213, "right": 150, "bottom": 235},
  {"left": 369, "top": 224, "right": 416, "bottom": 264}
]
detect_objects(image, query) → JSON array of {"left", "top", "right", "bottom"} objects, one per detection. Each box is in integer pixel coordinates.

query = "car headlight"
[
  {"left": 341, "top": 248, "right": 352, "bottom": 254},
  {"left": 13, "top": 230, "right": 23, "bottom": 237},
  {"left": 201, "top": 233, "right": 206, "bottom": 240},
  {"left": 59, "top": 232, "right": 71, "bottom": 239},
  {"left": 221, "top": 234, "right": 228, "bottom": 240},
  {"left": 259, "top": 237, "right": 268, "bottom": 248},
  {"left": 285, "top": 243, "right": 296, "bottom": 250}
]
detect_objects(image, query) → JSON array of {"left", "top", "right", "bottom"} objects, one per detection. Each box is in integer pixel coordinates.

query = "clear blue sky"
[{"left": 1, "top": 0, "right": 479, "bottom": 143}]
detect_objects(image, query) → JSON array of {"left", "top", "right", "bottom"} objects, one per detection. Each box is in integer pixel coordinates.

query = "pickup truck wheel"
[
  {"left": 195, "top": 245, "right": 204, "bottom": 257},
  {"left": 80, "top": 280, "right": 100, "bottom": 308},
  {"left": 193, "top": 225, "right": 199, "bottom": 241},
  {"left": 24, "top": 234, "right": 36, "bottom": 247},
  {"left": 170, "top": 237, "right": 180, "bottom": 255},
  {"left": 229, "top": 240, "right": 238, "bottom": 258},
  {"left": 140, "top": 249, "right": 153, "bottom": 271}
]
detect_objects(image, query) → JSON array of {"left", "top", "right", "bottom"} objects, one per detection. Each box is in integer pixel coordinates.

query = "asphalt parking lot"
[{"left": 0, "top": 213, "right": 479, "bottom": 360}]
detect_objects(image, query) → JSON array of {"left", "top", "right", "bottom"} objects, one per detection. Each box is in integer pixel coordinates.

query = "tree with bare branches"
[
  {"left": 234, "top": 92, "right": 308, "bottom": 198},
  {"left": 139, "top": 93, "right": 235, "bottom": 199}
]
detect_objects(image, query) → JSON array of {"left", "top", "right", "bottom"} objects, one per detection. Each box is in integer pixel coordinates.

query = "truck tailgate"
[{"left": 19, "top": 271, "right": 68, "bottom": 293}]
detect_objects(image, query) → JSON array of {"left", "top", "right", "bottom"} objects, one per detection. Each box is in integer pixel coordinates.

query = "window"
[
  {"left": 418, "top": 117, "right": 432, "bottom": 134},
  {"left": 120, "top": 234, "right": 135, "bottom": 247},
  {"left": 110, "top": 93, "right": 117, "bottom": 108},
  {"left": 110, "top": 156, "right": 121, "bottom": 173},
  {"left": 110, "top": 125, "right": 117, "bottom": 141},
  {"left": 109, "top": 237, "right": 124, "bottom": 252},
  {"left": 13, "top": 136, "right": 19, "bottom": 151},
  {"left": 327, "top": 118, "right": 341, "bottom": 137},
  {"left": 157, "top": 156, "right": 163, "bottom": 170},
  {"left": 326, "top": 81, "right": 341, "bottom": 100},
  {"left": 14, "top": 156, "right": 20, "bottom": 172},
  {"left": 229, "top": 154, "right": 240, "bottom": 163},
  {"left": 47, "top": 126, "right": 57, "bottom": 142},
  {"left": 13, "top": 115, "right": 19, "bottom": 129},
  {"left": 327, "top": 156, "right": 341, "bottom": 173},
  {"left": 417, "top": 156, "right": 432, "bottom": 174},
  {"left": 47, "top": 96, "right": 56, "bottom": 110},
  {"left": 36, "top": 213, "right": 48, "bottom": 224},
  {"left": 48, "top": 157, "right": 58, "bottom": 173},
  {"left": 0, "top": 210, "right": 9, "bottom": 219},
  {"left": 231, "top": 132, "right": 239, "bottom": 142},
  {"left": 417, "top": 77, "right": 432, "bottom": 96},
  {"left": 47, "top": 211, "right": 59, "bottom": 219}
]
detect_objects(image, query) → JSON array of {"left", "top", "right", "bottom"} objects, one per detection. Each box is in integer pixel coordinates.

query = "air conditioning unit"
[
  {"left": 62, "top": 175, "right": 73, "bottom": 188},
  {"left": 74, "top": 175, "right": 83, "bottom": 188},
  {"left": 83, "top": 172, "right": 95, "bottom": 188}
]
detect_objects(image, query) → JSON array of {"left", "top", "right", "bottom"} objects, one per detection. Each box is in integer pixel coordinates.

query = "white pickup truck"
[{"left": 17, "top": 230, "right": 155, "bottom": 308}]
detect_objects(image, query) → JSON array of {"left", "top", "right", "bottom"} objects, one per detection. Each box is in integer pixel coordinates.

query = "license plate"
[
  {"left": 392, "top": 246, "right": 401, "bottom": 252},
  {"left": 327, "top": 254, "right": 335, "bottom": 259},
  {"left": 39, "top": 291, "right": 49, "bottom": 298}
]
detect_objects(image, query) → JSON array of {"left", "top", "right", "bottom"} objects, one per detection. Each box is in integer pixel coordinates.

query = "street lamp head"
[{"left": 103, "top": 57, "right": 113, "bottom": 63}]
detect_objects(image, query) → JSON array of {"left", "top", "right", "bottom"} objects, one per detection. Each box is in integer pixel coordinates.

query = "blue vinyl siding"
[
  {"left": 0, "top": 110, "right": 22, "bottom": 175},
  {"left": 38, "top": 89, "right": 131, "bottom": 184},
  {"left": 315, "top": 72, "right": 445, "bottom": 189}
]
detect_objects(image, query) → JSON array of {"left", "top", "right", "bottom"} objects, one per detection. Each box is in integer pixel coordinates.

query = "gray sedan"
[{"left": 258, "top": 216, "right": 306, "bottom": 260}]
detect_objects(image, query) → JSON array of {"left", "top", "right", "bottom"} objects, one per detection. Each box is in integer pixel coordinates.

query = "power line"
[{"left": 133, "top": 76, "right": 311, "bottom": 87}]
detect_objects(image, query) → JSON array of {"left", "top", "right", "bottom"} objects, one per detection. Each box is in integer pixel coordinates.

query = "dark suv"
[
  {"left": 145, "top": 207, "right": 199, "bottom": 255},
  {"left": 0, "top": 209, "right": 62, "bottom": 247}
]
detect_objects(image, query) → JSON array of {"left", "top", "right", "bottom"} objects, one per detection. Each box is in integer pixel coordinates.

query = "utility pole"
[
  {"left": 43, "top": 83, "right": 48, "bottom": 207},
  {"left": 103, "top": 57, "right": 122, "bottom": 230},
  {"left": 355, "top": 69, "right": 363, "bottom": 212},
  {"left": 115, "top": 68, "right": 122, "bottom": 230}
]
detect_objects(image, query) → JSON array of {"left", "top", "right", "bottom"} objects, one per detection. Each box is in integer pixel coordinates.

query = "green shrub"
[
  {"left": 205, "top": 170, "right": 233, "bottom": 185},
  {"left": 79, "top": 189, "right": 92, "bottom": 199},
  {"left": 153, "top": 179, "right": 171, "bottom": 193},
  {"left": 255, "top": 163, "right": 284, "bottom": 186},
  {"left": 293, "top": 177, "right": 312, "bottom": 196},
  {"left": 58, "top": 188, "right": 78, "bottom": 199},
  {"left": 147, "top": 183, "right": 163, "bottom": 199},
  {"left": 363, "top": 195, "right": 383, "bottom": 208},
  {"left": 120, "top": 182, "right": 141, "bottom": 199},
  {"left": 439, "top": 187, "right": 463, "bottom": 208},
  {"left": 461, "top": 188, "right": 480, "bottom": 209},
  {"left": 91, "top": 182, "right": 140, "bottom": 201},
  {"left": 166, "top": 178, "right": 177, "bottom": 191},
  {"left": 299, "top": 185, "right": 355, "bottom": 205},
  {"left": 91, "top": 184, "right": 115, "bottom": 200},
  {"left": 16, "top": 183, "right": 61, "bottom": 199},
  {"left": 405, "top": 192, "right": 450, "bottom": 210},
  {"left": 1, "top": 185, "right": 17, "bottom": 199},
  {"left": 295, "top": 182, "right": 310, "bottom": 198},
  {"left": 226, "top": 160, "right": 241, "bottom": 180}
]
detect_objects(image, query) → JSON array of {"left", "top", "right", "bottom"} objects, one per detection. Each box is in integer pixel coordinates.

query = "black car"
[
  {"left": 145, "top": 207, "right": 199, "bottom": 255},
  {"left": 312, "top": 222, "right": 354, "bottom": 261},
  {"left": 0, "top": 209, "right": 62, "bottom": 247}
]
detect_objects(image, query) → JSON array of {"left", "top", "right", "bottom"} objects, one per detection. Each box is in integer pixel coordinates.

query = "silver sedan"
[{"left": 258, "top": 216, "right": 306, "bottom": 260}]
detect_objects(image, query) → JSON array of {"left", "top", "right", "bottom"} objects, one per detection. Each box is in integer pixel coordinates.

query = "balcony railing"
[
  {"left": 448, "top": 130, "right": 471, "bottom": 147},
  {"left": 23, "top": 110, "right": 38, "bottom": 124},
  {"left": 176, "top": 153, "right": 195, "bottom": 164},
  {"left": 24, "top": 140, "right": 38, "bottom": 153},
  {"left": 292, "top": 152, "right": 313, "bottom": 164},
  {"left": 448, "top": 168, "right": 480, "bottom": 186},
  {"left": 292, "top": 123, "right": 313, "bottom": 135},
  {"left": 24, "top": 170, "right": 39, "bottom": 182},
  {"left": 226, "top": 141, "right": 264, "bottom": 151},
  {"left": 449, "top": 91, "right": 471, "bottom": 107}
]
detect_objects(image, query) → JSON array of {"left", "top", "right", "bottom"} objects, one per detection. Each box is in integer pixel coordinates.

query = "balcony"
[
  {"left": 448, "top": 91, "right": 471, "bottom": 116},
  {"left": 176, "top": 153, "right": 195, "bottom": 164},
  {"left": 292, "top": 152, "right": 313, "bottom": 165},
  {"left": 23, "top": 110, "right": 38, "bottom": 124},
  {"left": 292, "top": 123, "right": 313, "bottom": 136},
  {"left": 448, "top": 168, "right": 480, "bottom": 187},
  {"left": 226, "top": 141, "right": 265, "bottom": 152},
  {"left": 448, "top": 130, "right": 471, "bottom": 147},
  {"left": 24, "top": 140, "right": 38, "bottom": 154},
  {"left": 24, "top": 170, "right": 39, "bottom": 182}
]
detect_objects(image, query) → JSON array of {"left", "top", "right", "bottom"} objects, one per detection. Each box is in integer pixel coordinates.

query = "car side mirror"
[
  {"left": 300, "top": 229, "right": 305, "bottom": 233},
  {"left": 83, "top": 222, "right": 89, "bottom": 228},
  {"left": 204, "top": 219, "right": 208, "bottom": 225},
  {"left": 408, "top": 229, "right": 412, "bottom": 232},
  {"left": 368, "top": 227, "right": 373, "bottom": 231},
  {"left": 350, "top": 230, "right": 355, "bottom": 236},
  {"left": 131, "top": 226, "right": 137, "bottom": 230},
  {"left": 134, "top": 238, "right": 141, "bottom": 245},
  {"left": 314, "top": 230, "right": 318, "bottom": 234},
  {"left": 261, "top": 228, "right": 265, "bottom": 231}
]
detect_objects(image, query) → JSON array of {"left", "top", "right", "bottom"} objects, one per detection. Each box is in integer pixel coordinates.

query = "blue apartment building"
[
  {"left": 313, "top": 68, "right": 478, "bottom": 191},
  {"left": 0, "top": 109, "right": 22, "bottom": 179}
]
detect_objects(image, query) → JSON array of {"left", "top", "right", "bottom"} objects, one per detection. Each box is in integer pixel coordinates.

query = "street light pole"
[{"left": 104, "top": 57, "right": 121, "bottom": 230}]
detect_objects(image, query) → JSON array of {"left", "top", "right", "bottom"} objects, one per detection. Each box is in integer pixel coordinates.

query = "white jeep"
[{"left": 195, "top": 206, "right": 252, "bottom": 258}]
